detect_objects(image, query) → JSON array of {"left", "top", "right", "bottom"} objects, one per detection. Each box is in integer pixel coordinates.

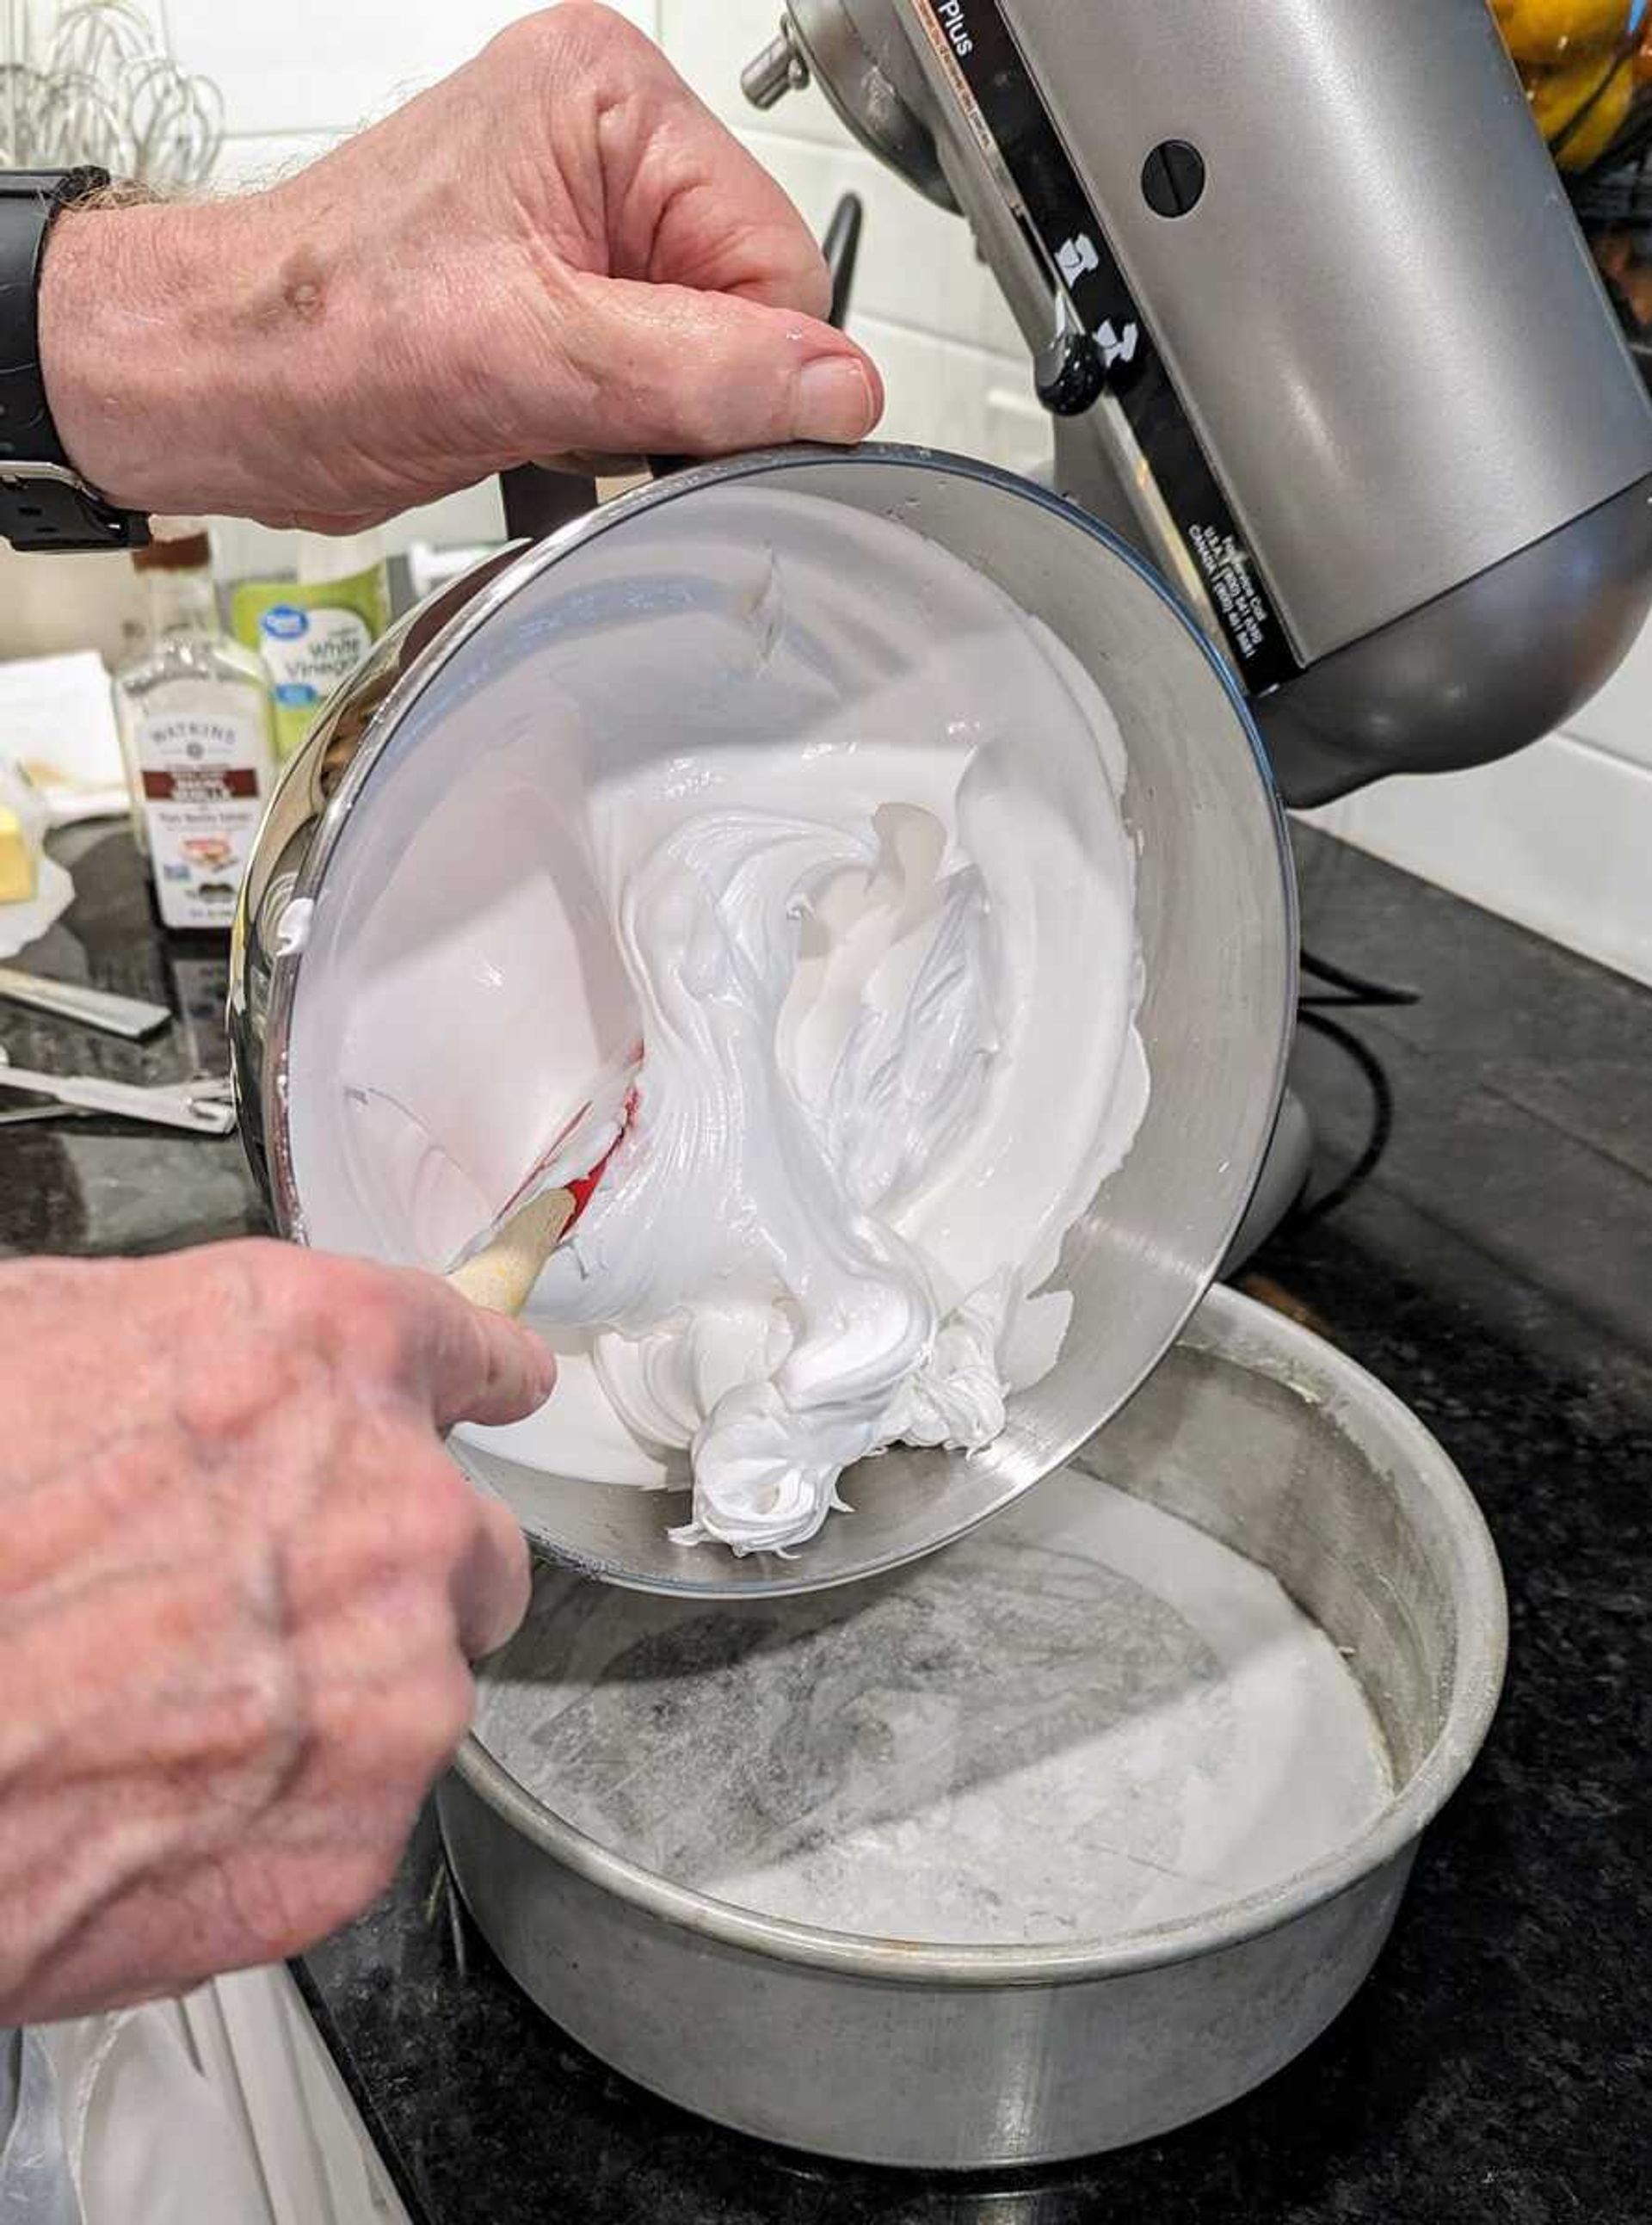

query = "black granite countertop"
[{"left": 3, "top": 823, "right": 1648, "bottom": 2223}]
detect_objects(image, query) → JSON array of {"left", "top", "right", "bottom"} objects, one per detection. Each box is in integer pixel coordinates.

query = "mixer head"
[
  {"left": 743, "top": 0, "right": 953, "bottom": 210},
  {"left": 745, "top": 0, "right": 1652, "bottom": 804}
]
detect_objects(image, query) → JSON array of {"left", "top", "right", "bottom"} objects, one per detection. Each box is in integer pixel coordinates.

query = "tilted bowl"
[{"left": 230, "top": 446, "right": 1296, "bottom": 1596}]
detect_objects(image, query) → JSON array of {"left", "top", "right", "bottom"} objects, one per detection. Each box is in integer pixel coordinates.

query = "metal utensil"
[
  {"left": 0, "top": 1051, "right": 235, "bottom": 1134},
  {"left": 0, "top": 1100, "right": 91, "bottom": 1128},
  {"left": 441, "top": 1285, "right": 1507, "bottom": 2168},
  {"left": 0, "top": 964, "right": 171, "bottom": 1041}
]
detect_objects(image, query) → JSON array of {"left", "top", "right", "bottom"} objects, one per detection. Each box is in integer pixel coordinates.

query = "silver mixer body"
[{"left": 746, "top": 0, "right": 1652, "bottom": 804}]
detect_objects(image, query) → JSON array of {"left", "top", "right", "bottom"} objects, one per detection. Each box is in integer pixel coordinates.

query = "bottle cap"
[
  {"left": 294, "top": 527, "right": 386, "bottom": 586},
  {"left": 133, "top": 518, "right": 213, "bottom": 573}
]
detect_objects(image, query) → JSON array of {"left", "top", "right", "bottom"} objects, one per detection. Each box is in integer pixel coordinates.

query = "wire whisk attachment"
[{"left": 0, "top": 1, "right": 223, "bottom": 192}]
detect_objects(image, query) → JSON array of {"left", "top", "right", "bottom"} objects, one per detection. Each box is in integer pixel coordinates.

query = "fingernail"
[{"left": 793, "top": 355, "right": 877, "bottom": 444}]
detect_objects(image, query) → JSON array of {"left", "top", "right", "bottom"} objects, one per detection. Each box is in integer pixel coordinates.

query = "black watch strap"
[{"left": 0, "top": 168, "right": 151, "bottom": 554}]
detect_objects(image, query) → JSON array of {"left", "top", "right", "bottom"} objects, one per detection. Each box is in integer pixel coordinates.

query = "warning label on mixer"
[
  {"left": 1187, "top": 527, "right": 1275, "bottom": 665},
  {"left": 903, "top": 0, "right": 1301, "bottom": 692}
]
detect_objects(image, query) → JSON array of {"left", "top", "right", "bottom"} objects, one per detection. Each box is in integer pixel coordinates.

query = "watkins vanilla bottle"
[{"left": 114, "top": 521, "right": 276, "bottom": 933}]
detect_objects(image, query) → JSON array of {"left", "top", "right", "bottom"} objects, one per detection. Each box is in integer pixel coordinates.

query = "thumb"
[{"left": 550, "top": 274, "right": 884, "bottom": 457}]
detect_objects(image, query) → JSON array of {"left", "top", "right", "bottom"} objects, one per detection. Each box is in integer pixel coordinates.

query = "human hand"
[
  {"left": 39, "top": 3, "right": 884, "bottom": 530},
  {"left": 0, "top": 1240, "right": 551, "bottom": 2025}
]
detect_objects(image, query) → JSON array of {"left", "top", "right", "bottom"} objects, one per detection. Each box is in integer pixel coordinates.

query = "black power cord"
[
  {"left": 1298, "top": 948, "right": 1421, "bottom": 1012},
  {"left": 1280, "top": 946, "right": 1420, "bottom": 1226},
  {"left": 1290, "top": 1008, "right": 1397, "bottom": 1229}
]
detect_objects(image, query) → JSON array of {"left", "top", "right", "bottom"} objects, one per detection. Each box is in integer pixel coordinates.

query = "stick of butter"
[{"left": 0, "top": 805, "right": 38, "bottom": 903}]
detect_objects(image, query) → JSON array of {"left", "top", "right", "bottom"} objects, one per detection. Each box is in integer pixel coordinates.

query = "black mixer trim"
[{"left": 905, "top": 0, "right": 1301, "bottom": 691}]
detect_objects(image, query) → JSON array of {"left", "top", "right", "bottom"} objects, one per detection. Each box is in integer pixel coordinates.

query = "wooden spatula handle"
[{"left": 446, "top": 1187, "right": 577, "bottom": 1317}]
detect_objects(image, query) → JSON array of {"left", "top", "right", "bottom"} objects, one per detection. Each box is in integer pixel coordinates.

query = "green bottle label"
[{"left": 231, "top": 565, "right": 391, "bottom": 761}]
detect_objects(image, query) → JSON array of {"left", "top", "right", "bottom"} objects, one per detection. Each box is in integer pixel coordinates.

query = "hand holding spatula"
[{"left": 447, "top": 1056, "right": 640, "bottom": 1317}]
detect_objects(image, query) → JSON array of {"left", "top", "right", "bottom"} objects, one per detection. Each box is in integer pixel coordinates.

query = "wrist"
[{"left": 39, "top": 195, "right": 293, "bottom": 519}]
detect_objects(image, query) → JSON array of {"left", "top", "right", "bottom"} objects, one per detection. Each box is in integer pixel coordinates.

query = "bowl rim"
[
  {"left": 263, "top": 444, "right": 1295, "bottom": 1248},
  {"left": 450, "top": 1282, "right": 1509, "bottom": 1989},
  {"left": 256, "top": 442, "right": 1302, "bottom": 1598}
]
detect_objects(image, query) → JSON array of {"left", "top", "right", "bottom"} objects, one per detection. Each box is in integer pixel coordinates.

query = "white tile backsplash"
[
  {"left": 170, "top": 1, "right": 447, "bottom": 136},
  {"left": 1303, "top": 730, "right": 1652, "bottom": 985},
  {"left": 658, "top": 0, "right": 847, "bottom": 145},
  {"left": 1561, "top": 602, "right": 1652, "bottom": 774},
  {"left": 170, "top": 2, "right": 658, "bottom": 137},
  {"left": 849, "top": 317, "right": 1035, "bottom": 472}
]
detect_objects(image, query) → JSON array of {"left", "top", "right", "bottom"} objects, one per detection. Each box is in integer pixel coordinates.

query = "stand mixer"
[
  {"left": 737, "top": 0, "right": 1652, "bottom": 1245},
  {"left": 743, "top": 0, "right": 1652, "bottom": 803}
]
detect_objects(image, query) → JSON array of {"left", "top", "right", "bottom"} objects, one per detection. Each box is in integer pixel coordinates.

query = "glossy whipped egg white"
[{"left": 451, "top": 488, "right": 1150, "bottom": 1555}]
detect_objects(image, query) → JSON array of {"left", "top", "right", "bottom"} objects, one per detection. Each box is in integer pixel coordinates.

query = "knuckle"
[
  {"left": 204, "top": 1649, "right": 308, "bottom": 1789},
  {"left": 428, "top": 1663, "right": 480, "bottom": 1759},
  {"left": 173, "top": 1244, "right": 369, "bottom": 1433},
  {"left": 323, "top": 1839, "right": 408, "bottom": 1936},
  {"left": 210, "top": 1852, "right": 331, "bottom": 1965},
  {"left": 373, "top": 1666, "right": 477, "bottom": 1778},
  {"left": 485, "top": 10, "right": 549, "bottom": 71},
  {"left": 85, "top": 1570, "right": 306, "bottom": 1795},
  {"left": 269, "top": 1251, "right": 414, "bottom": 1383},
  {"left": 398, "top": 1458, "right": 479, "bottom": 1571},
  {"left": 494, "top": 3, "right": 640, "bottom": 79},
  {"left": 311, "top": 1253, "right": 401, "bottom": 1332},
  {"left": 218, "top": 1235, "right": 310, "bottom": 1309},
  {"left": 547, "top": 1, "right": 641, "bottom": 56},
  {"left": 231, "top": 1841, "right": 404, "bottom": 1961},
  {"left": 220, "top": 1237, "right": 324, "bottom": 1328},
  {"left": 172, "top": 1236, "right": 284, "bottom": 1344},
  {"left": 177, "top": 1336, "right": 311, "bottom": 1443}
]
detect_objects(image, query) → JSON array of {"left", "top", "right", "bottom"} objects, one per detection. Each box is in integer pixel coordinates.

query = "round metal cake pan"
[{"left": 438, "top": 1285, "right": 1507, "bottom": 2169}]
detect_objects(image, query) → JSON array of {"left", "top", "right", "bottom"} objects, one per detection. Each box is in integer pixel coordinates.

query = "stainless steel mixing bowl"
[
  {"left": 231, "top": 445, "right": 1297, "bottom": 1596},
  {"left": 440, "top": 1285, "right": 1508, "bottom": 2167}
]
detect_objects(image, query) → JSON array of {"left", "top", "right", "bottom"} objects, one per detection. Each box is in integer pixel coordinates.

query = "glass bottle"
[{"left": 114, "top": 521, "right": 277, "bottom": 934}]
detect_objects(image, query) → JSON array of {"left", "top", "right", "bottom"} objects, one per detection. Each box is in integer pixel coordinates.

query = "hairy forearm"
[
  {"left": 34, "top": 180, "right": 533, "bottom": 533},
  {"left": 26, "top": 8, "right": 878, "bottom": 533},
  {"left": 38, "top": 197, "right": 344, "bottom": 524}
]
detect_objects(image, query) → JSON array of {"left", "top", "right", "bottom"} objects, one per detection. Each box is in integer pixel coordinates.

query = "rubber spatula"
[{"left": 446, "top": 1057, "right": 640, "bottom": 1317}]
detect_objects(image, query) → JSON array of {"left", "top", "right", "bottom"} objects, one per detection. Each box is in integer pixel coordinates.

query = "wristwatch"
[{"left": 0, "top": 169, "right": 150, "bottom": 553}]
